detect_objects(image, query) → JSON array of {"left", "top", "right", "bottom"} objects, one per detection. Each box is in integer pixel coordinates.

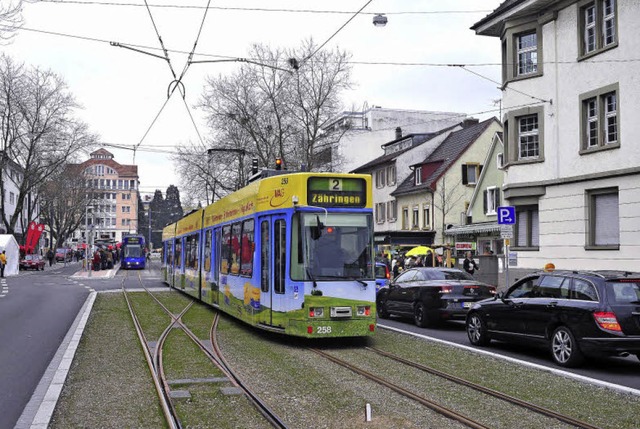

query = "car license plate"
[{"left": 462, "top": 302, "right": 473, "bottom": 308}]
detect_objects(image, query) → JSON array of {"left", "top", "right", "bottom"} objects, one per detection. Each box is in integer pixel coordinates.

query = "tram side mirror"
[{"left": 310, "top": 215, "right": 325, "bottom": 240}]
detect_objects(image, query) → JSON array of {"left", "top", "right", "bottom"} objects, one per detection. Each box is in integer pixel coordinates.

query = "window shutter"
[
  {"left": 531, "top": 209, "right": 539, "bottom": 246},
  {"left": 483, "top": 190, "right": 488, "bottom": 214},
  {"left": 478, "top": 165, "right": 483, "bottom": 177},
  {"left": 462, "top": 165, "right": 468, "bottom": 184},
  {"left": 517, "top": 211, "right": 528, "bottom": 246},
  {"left": 495, "top": 187, "right": 501, "bottom": 208}
]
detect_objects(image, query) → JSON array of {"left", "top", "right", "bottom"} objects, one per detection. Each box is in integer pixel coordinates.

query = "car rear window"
[
  {"left": 423, "top": 270, "right": 473, "bottom": 281},
  {"left": 607, "top": 280, "right": 640, "bottom": 304},
  {"left": 374, "top": 265, "right": 387, "bottom": 278}
]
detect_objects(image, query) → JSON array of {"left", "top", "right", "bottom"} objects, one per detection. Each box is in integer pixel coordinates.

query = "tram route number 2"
[{"left": 317, "top": 326, "right": 332, "bottom": 334}]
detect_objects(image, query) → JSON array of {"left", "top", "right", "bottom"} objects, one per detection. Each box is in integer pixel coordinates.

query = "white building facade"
[
  {"left": 328, "top": 106, "right": 467, "bottom": 173},
  {"left": 473, "top": 0, "right": 640, "bottom": 270}
]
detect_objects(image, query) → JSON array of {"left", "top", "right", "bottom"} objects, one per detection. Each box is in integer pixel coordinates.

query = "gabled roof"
[
  {"left": 350, "top": 123, "right": 461, "bottom": 173},
  {"left": 471, "top": 0, "right": 557, "bottom": 36},
  {"left": 392, "top": 117, "right": 499, "bottom": 197},
  {"left": 471, "top": 0, "right": 522, "bottom": 31}
]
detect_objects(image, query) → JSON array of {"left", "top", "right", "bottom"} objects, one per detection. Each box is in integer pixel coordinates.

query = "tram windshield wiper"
[{"left": 315, "top": 275, "right": 368, "bottom": 287}]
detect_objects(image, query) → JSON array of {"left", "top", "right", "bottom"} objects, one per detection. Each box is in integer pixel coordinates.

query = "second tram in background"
[
  {"left": 121, "top": 234, "right": 146, "bottom": 269},
  {"left": 161, "top": 171, "right": 377, "bottom": 338}
]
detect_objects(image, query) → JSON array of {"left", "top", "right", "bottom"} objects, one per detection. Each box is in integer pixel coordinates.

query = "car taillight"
[
  {"left": 489, "top": 286, "right": 497, "bottom": 295},
  {"left": 440, "top": 286, "right": 453, "bottom": 294},
  {"left": 593, "top": 311, "right": 622, "bottom": 332},
  {"left": 385, "top": 268, "right": 390, "bottom": 280}
]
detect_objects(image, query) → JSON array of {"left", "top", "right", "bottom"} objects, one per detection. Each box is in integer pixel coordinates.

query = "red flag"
[
  {"left": 25, "top": 222, "right": 36, "bottom": 249},
  {"left": 27, "top": 223, "right": 45, "bottom": 250}
]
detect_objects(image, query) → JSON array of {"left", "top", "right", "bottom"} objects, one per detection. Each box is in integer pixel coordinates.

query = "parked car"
[
  {"left": 55, "top": 248, "right": 73, "bottom": 262},
  {"left": 374, "top": 262, "right": 390, "bottom": 292},
  {"left": 465, "top": 270, "right": 640, "bottom": 367},
  {"left": 376, "top": 267, "right": 496, "bottom": 327},
  {"left": 20, "top": 254, "right": 46, "bottom": 271}
]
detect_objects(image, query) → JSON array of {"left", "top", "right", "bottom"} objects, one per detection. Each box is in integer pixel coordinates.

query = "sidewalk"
[{"left": 70, "top": 263, "right": 120, "bottom": 279}]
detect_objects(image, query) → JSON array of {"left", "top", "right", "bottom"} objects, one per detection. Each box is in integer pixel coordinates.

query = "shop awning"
[{"left": 444, "top": 223, "right": 500, "bottom": 236}]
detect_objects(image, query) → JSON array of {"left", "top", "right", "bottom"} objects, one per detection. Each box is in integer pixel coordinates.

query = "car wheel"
[
  {"left": 466, "top": 313, "right": 491, "bottom": 346},
  {"left": 377, "top": 300, "right": 390, "bottom": 319},
  {"left": 550, "top": 326, "right": 584, "bottom": 367},
  {"left": 414, "top": 302, "right": 434, "bottom": 328}
]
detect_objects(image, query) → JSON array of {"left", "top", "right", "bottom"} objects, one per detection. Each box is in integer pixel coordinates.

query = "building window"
[
  {"left": 402, "top": 207, "right": 409, "bottom": 230},
  {"left": 516, "top": 32, "right": 537, "bottom": 76},
  {"left": 496, "top": 153, "right": 504, "bottom": 169},
  {"left": 586, "top": 188, "right": 619, "bottom": 249},
  {"left": 9, "top": 192, "right": 14, "bottom": 205},
  {"left": 386, "top": 165, "right": 396, "bottom": 186},
  {"left": 375, "top": 168, "right": 386, "bottom": 188},
  {"left": 122, "top": 206, "right": 130, "bottom": 213},
  {"left": 515, "top": 206, "right": 539, "bottom": 249},
  {"left": 462, "top": 164, "right": 481, "bottom": 185},
  {"left": 375, "top": 202, "right": 386, "bottom": 223},
  {"left": 415, "top": 166, "right": 422, "bottom": 185},
  {"left": 502, "top": 24, "right": 542, "bottom": 83},
  {"left": 96, "top": 165, "right": 104, "bottom": 176},
  {"left": 386, "top": 200, "right": 397, "bottom": 221},
  {"left": 484, "top": 187, "right": 500, "bottom": 215},
  {"left": 580, "top": 83, "right": 619, "bottom": 153},
  {"left": 518, "top": 115, "right": 539, "bottom": 159},
  {"left": 412, "top": 206, "right": 419, "bottom": 229},
  {"left": 579, "top": 0, "right": 617, "bottom": 59},
  {"left": 422, "top": 205, "right": 431, "bottom": 230}
]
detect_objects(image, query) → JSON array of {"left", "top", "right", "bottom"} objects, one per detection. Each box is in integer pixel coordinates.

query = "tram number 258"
[{"left": 317, "top": 326, "right": 332, "bottom": 334}]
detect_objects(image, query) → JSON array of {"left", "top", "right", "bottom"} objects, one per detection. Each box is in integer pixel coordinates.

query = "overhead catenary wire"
[{"left": 142, "top": 0, "right": 177, "bottom": 80}]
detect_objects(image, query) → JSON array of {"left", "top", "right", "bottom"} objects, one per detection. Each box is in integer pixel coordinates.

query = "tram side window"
[
  {"left": 221, "top": 225, "right": 231, "bottom": 274},
  {"left": 240, "top": 219, "right": 254, "bottom": 276},
  {"left": 186, "top": 233, "right": 199, "bottom": 270},
  {"left": 174, "top": 240, "right": 182, "bottom": 269},
  {"left": 231, "top": 222, "right": 242, "bottom": 274},
  {"left": 274, "top": 219, "right": 286, "bottom": 294},
  {"left": 261, "top": 221, "right": 269, "bottom": 292},
  {"left": 204, "top": 230, "right": 212, "bottom": 272},
  {"left": 165, "top": 241, "right": 173, "bottom": 265}
]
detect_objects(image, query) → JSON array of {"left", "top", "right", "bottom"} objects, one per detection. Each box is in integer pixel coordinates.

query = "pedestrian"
[
  {"left": 46, "top": 248, "right": 54, "bottom": 266},
  {"left": 463, "top": 251, "right": 479, "bottom": 276},
  {"left": 415, "top": 256, "right": 424, "bottom": 267},
  {"left": 0, "top": 250, "right": 6, "bottom": 277},
  {"left": 392, "top": 258, "right": 404, "bottom": 279}
]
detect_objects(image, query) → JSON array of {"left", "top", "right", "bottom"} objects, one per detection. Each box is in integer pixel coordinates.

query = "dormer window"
[{"left": 415, "top": 166, "right": 422, "bottom": 185}]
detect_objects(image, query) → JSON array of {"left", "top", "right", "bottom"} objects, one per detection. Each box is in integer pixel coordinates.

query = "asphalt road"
[
  {"left": 378, "top": 316, "right": 640, "bottom": 391},
  {"left": 0, "top": 261, "right": 90, "bottom": 429}
]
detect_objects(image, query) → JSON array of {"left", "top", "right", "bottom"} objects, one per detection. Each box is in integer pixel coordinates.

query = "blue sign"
[{"left": 497, "top": 206, "right": 516, "bottom": 225}]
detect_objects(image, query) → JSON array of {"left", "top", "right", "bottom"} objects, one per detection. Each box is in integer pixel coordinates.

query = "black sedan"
[
  {"left": 465, "top": 270, "right": 640, "bottom": 367},
  {"left": 19, "top": 254, "right": 46, "bottom": 271},
  {"left": 377, "top": 267, "right": 496, "bottom": 327}
]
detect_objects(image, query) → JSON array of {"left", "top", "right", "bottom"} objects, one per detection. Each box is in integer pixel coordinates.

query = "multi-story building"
[
  {"left": 1, "top": 158, "right": 38, "bottom": 242},
  {"left": 326, "top": 105, "right": 468, "bottom": 173},
  {"left": 472, "top": 0, "right": 639, "bottom": 271},
  {"left": 70, "top": 148, "right": 139, "bottom": 245}
]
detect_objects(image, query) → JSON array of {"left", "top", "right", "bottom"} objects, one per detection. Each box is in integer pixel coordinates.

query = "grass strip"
[{"left": 50, "top": 294, "right": 166, "bottom": 428}]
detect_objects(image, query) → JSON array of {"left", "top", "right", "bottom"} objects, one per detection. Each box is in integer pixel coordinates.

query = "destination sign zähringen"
[{"left": 307, "top": 177, "right": 366, "bottom": 208}]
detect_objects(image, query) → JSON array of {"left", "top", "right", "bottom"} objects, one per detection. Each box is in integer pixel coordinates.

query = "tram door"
[{"left": 258, "top": 215, "right": 287, "bottom": 327}]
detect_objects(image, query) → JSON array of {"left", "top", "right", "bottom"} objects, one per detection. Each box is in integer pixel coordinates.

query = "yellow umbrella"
[{"left": 405, "top": 246, "right": 433, "bottom": 257}]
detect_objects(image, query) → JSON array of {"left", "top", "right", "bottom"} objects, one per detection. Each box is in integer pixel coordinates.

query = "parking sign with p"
[{"left": 497, "top": 206, "right": 516, "bottom": 225}]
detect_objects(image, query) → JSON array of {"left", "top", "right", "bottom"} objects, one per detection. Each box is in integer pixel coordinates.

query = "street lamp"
[{"left": 373, "top": 14, "right": 388, "bottom": 27}]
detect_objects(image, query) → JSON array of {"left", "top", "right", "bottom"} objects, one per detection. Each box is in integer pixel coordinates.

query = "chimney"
[
  {"left": 395, "top": 127, "right": 402, "bottom": 140},
  {"left": 462, "top": 118, "right": 480, "bottom": 128}
]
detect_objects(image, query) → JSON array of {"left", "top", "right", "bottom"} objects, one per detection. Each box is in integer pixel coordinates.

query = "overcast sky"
[{"left": 3, "top": 0, "right": 502, "bottom": 199}]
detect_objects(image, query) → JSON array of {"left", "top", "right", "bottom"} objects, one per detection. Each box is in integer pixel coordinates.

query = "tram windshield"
[
  {"left": 295, "top": 212, "right": 373, "bottom": 281},
  {"left": 124, "top": 245, "right": 142, "bottom": 258}
]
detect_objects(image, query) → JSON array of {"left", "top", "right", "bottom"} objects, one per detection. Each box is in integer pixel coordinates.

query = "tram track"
[
  {"left": 310, "top": 347, "right": 604, "bottom": 429},
  {"left": 124, "top": 271, "right": 288, "bottom": 429}
]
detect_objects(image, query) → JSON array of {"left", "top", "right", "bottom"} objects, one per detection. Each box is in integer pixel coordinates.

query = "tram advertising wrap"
[{"left": 162, "top": 172, "right": 376, "bottom": 338}]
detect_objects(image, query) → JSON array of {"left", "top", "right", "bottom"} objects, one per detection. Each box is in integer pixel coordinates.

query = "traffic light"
[
  {"left": 251, "top": 158, "right": 259, "bottom": 174},
  {"left": 275, "top": 158, "right": 282, "bottom": 170}
]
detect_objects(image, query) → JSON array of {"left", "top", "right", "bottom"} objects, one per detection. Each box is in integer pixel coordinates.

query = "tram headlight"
[
  {"left": 357, "top": 306, "right": 371, "bottom": 316},
  {"left": 309, "top": 307, "right": 324, "bottom": 318}
]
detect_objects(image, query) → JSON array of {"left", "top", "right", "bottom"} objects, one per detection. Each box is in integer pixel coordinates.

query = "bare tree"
[
  {"left": 192, "top": 38, "right": 352, "bottom": 198},
  {"left": 432, "top": 175, "right": 466, "bottom": 243},
  {"left": 0, "top": 55, "right": 98, "bottom": 237},
  {"left": 0, "top": 1, "right": 29, "bottom": 43},
  {"left": 39, "top": 165, "right": 91, "bottom": 249}
]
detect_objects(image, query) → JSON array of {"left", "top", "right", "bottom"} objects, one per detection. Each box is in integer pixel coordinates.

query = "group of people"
[
  {"left": 377, "top": 249, "right": 481, "bottom": 279},
  {"left": 91, "top": 247, "right": 120, "bottom": 271}
]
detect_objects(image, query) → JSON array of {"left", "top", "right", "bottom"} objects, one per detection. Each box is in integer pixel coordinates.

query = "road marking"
[{"left": 377, "top": 324, "right": 640, "bottom": 397}]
